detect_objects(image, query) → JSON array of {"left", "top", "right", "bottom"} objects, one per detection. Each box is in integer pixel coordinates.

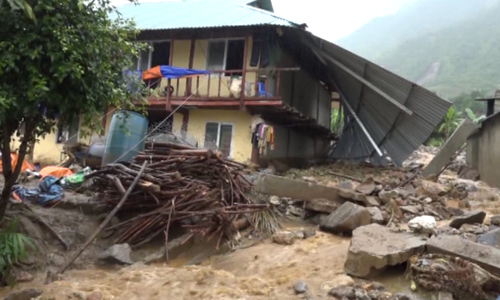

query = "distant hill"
[{"left": 336, "top": 0, "right": 500, "bottom": 98}]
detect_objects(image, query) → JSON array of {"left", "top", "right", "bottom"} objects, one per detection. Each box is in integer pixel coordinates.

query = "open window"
[
  {"left": 56, "top": 118, "right": 80, "bottom": 144},
  {"left": 131, "top": 41, "right": 171, "bottom": 71},
  {"left": 204, "top": 122, "right": 233, "bottom": 157},
  {"left": 206, "top": 39, "right": 244, "bottom": 74}
]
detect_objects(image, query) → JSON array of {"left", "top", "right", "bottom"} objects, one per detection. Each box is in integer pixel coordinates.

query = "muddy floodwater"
[
  {"left": 0, "top": 221, "right": 443, "bottom": 300},
  {"left": 0, "top": 229, "right": 352, "bottom": 299}
]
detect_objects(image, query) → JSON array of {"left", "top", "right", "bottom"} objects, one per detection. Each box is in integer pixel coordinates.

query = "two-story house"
[{"left": 26, "top": 0, "right": 451, "bottom": 167}]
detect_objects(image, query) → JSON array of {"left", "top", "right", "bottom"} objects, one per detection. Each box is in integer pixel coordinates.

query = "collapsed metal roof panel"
[
  {"left": 114, "top": 0, "right": 301, "bottom": 30},
  {"left": 284, "top": 30, "right": 451, "bottom": 166}
]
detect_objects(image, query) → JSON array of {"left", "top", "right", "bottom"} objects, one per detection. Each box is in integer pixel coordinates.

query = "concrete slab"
[
  {"left": 422, "top": 119, "right": 478, "bottom": 177},
  {"left": 344, "top": 224, "right": 427, "bottom": 278},
  {"left": 427, "top": 235, "right": 500, "bottom": 276},
  {"left": 254, "top": 174, "right": 368, "bottom": 204}
]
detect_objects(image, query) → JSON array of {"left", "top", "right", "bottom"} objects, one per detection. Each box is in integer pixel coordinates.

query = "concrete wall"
[
  {"left": 177, "top": 109, "right": 253, "bottom": 163},
  {"left": 11, "top": 116, "right": 104, "bottom": 166},
  {"left": 466, "top": 115, "right": 500, "bottom": 188}
]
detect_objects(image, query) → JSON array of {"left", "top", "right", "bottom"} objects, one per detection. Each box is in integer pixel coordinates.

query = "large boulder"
[
  {"left": 344, "top": 224, "right": 427, "bottom": 278},
  {"left": 320, "top": 202, "right": 371, "bottom": 234},
  {"left": 449, "top": 210, "right": 486, "bottom": 229},
  {"left": 98, "top": 243, "right": 133, "bottom": 265}
]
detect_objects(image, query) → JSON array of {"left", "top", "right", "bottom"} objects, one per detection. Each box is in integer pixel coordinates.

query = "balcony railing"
[{"left": 144, "top": 67, "right": 299, "bottom": 109}]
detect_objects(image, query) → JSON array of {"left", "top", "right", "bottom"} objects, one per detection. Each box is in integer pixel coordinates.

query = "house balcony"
[{"left": 144, "top": 68, "right": 297, "bottom": 110}]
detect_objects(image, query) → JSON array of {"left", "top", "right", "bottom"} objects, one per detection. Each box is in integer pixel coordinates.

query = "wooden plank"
[
  {"left": 240, "top": 35, "right": 250, "bottom": 110},
  {"left": 186, "top": 39, "right": 195, "bottom": 95}
]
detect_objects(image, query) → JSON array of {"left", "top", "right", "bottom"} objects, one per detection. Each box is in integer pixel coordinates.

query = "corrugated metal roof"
[
  {"left": 114, "top": 0, "right": 301, "bottom": 30},
  {"left": 281, "top": 30, "right": 452, "bottom": 166}
]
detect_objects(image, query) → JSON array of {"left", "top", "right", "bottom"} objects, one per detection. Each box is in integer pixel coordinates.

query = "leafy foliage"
[
  {"left": 0, "top": 0, "right": 146, "bottom": 220},
  {"left": 464, "top": 108, "right": 485, "bottom": 124},
  {"left": 437, "top": 107, "right": 461, "bottom": 140},
  {"left": 0, "top": 218, "right": 35, "bottom": 287},
  {"left": 331, "top": 108, "right": 344, "bottom": 136},
  {"left": 1, "top": 0, "right": 34, "bottom": 20}
]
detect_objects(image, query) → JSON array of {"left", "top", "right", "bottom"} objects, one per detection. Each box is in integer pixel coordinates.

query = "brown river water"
[{"left": 0, "top": 224, "right": 436, "bottom": 300}]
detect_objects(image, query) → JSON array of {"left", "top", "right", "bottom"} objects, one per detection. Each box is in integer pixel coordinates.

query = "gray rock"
[
  {"left": 355, "top": 177, "right": 376, "bottom": 195},
  {"left": 438, "top": 291, "right": 453, "bottom": 300},
  {"left": 287, "top": 205, "right": 305, "bottom": 217},
  {"left": 327, "top": 286, "right": 355, "bottom": 298},
  {"left": 396, "top": 185, "right": 416, "bottom": 199},
  {"left": 272, "top": 230, "right": 303, "bottom": 245},
  {"left": 293, "top": 280, "right": 307, "bottom": 294},
  {"left": 4, "top": 288, "right": 43, "bottom": 300},
  {"left": 478, "top": 228, "right": 500, "bottom": 247},
  {"left": 310, "top": 213, "right": 329, "bottom": 225},
  {"left": 366, "top": 207, "right": 384, "bottom": 224},
  {"left": 269, "top": 195, "right": 281, "bottom": 205},
  {"left": 354, "top": 288, "right": 370, "bottom": 300},
  {"left": 302, "top": 227, "right": 316, "bottom": 239},
  {"left": 304, "top": 198, "right": 341, "bottom": 214},
  {"left": 344, "top": 224, "right": 427, "bottom": 278},
  {"left": 416, "top": 180, "right": 449, "bottom": 199},
  {"left": 320, "top": 202, "right": 371, "bottom": 234},
  {"left": 337, "top": 181, "right": 355, "bottom": 190},
  {"left": 491, "top": 215, "right": 500, "bottom": 226},
  {"left": 365, "top": 196, "right": 381, "bottom": 207},
  {"left": 400, "top": 205, "right": 420, "bottom": 215},
  {"left": 449, "top": 210, "right": 486, "bottom": 229},
  {"left": 98, "top": 243, "right": 133, "bottom": 265},
  {"left": 394, "top": 293, "right": 413, "bottom": 300},
  {"left": 378, "top": 190, "right": 398, "bottom": 204}
]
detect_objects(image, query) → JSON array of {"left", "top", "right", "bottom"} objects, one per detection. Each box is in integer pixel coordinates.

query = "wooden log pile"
[{"left": 86, "top": 142, "right": 268, "bottom": 249}]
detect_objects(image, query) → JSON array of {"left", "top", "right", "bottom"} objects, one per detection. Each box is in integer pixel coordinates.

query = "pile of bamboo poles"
[{"left": 86, "top": 142, "right": 267, "bottom": 249}]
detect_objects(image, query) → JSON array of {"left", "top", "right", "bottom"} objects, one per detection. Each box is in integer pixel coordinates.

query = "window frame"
[
  {"left": 133, "top": 39, "right": 171, "bottom": 71},
  {"left": 203, "top": 121, "right": 234, "bottom": 158},
  {"left": 55, "top": 118, "right": 80, "bottom": 144},
  {"left": 205, "top": 38, "right": 245, "bottom": 72}
]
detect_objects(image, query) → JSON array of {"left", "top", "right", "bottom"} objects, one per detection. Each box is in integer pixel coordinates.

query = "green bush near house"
[{"left": 0, "top": 218, "right": 35, "bottom": 287}]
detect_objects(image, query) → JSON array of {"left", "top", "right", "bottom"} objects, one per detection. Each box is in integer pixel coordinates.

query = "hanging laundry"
[
  {"left": 250, "top": 116, "right": 264, "bottom": 132},
  {"left": 269, "top": 126, "right": 274, "bottom": 150}
]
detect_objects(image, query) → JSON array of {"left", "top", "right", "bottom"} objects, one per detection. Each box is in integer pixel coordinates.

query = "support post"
[
  {"left": 487, "top": 99, "right": 495, "bottom": 117},
  {"left": 240, "top": 35, "right": 250, "bottom": 110},
  {"left": 330, "top": 78, "right": 383, "bottom": 157},
  {"left": 186, "top": 39, "right": 195, "bottom": 96}
]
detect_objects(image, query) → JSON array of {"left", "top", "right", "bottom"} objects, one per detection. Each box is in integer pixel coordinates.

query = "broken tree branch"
[
  {"left": 57, "top": 161, "right": 148, "bottom": 274},
  {"left": 328, "top": 171, "right": 362, "bottom": 182},
  {"left": 22, "top": 204, "right": 69, "bottom": 251}
]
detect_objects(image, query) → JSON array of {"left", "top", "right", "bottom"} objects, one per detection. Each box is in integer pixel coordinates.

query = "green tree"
[
  {"left": 0, "top": 0, "right": 145, "bottom": 221},
  {"left": 438, "top": 107, "right": 461, "bottom": 140},
  {"left": 1, "top": 0, "right": 34, "bottom": 20}
]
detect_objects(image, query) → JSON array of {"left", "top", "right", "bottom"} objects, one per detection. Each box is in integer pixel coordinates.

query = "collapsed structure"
[{"left": 24, "top": 0, "right": 451, "bottom": 168}]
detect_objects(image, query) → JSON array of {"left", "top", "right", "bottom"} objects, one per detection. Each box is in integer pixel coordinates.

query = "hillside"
[{"left": 336, "top": 0, "right": 500, "bottom": 98}]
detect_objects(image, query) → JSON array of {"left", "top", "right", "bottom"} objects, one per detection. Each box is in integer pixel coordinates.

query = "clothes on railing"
[{"left": 252, "top": 122, "right": 274, "bottom": 155}]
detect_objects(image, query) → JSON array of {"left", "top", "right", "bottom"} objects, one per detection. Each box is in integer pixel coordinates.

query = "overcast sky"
[{"left": 111, "top": 0, "right": 410, "bottom": 41}]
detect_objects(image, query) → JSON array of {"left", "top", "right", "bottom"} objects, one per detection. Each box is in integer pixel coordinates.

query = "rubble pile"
[{"left": 87, "top": 141, "right": 268, "bottom": 247}]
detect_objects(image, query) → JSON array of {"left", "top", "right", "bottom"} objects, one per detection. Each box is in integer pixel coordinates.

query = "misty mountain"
[{"left": 336, "top": 0, "right": 500, "bottom": 98}]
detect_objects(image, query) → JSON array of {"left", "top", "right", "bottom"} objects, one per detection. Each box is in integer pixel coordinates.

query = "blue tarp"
[
  {"left": 12, "top": 176, "right": 64, "bottom": 205},
  {"left": 143, "top": 65, "right": 211, "bottom": 80}
]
